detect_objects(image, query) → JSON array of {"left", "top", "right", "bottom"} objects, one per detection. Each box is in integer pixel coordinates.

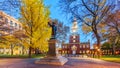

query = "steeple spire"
[{"left": 71, "top": 18, "right": 78, "bottom": 33}]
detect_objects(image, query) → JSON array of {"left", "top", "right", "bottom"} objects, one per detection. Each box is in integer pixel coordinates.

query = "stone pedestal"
[{"left": 35, "top": 39, "right": 68, "bottom": 66}]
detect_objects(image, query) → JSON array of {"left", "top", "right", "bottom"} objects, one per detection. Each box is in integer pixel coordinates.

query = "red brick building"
[
  {"left": 61, "top": 34, "right": 90, "bottom": 55},
  {"left": 60, "top": 18, "right": 90, "bottom": 55}
]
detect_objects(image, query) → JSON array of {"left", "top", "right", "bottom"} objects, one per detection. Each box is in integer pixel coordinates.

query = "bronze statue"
[{"left": 48, "top": 21, "right": 57, "bottom": 39}]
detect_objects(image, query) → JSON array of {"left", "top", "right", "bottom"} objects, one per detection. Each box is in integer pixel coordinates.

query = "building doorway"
[{"left": 71, "top": 45, "right": 77, "bottom": 55}]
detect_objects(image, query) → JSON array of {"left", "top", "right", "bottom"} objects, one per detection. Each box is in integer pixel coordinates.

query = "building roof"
[{"left": 0, "top": 10, "right": 22, "bottom": 25}]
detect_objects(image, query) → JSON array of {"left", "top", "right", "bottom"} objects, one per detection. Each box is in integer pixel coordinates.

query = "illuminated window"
[
  {"left": 83, "top": 45, "right": 85, "bottom": 48},
  {"left": 83, "top": 50, "right": 85, "bottom": 53},
  {"left": 80, "top": 45, "right": 82, "bottom": 48},
  {"left": 79, "top": 51, "right": 82, "bottom": 53},
  {"left": 87, "top": 45, "right": 89, "bottom": 48},
  {"left": 62, "top": 46, "right": 64, "bottom": 48},
  {"left": 73, "top": 36, "right": 76, "bottom": 38},
  {"left": 73, "top": 40, "right": 75, "bottom": 42}
]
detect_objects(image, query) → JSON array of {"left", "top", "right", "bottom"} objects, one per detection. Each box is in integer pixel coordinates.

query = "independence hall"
[
  {"left": 59, "top": 18, "right": 120, "bottom": 56},
  {"left": 60, "top": 18, "right": 90, "bottom": 55}
]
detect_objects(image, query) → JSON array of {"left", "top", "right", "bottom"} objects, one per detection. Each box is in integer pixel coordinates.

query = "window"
[
  {"left": 5, "top": 18, "right": 8, "bottom": 23},
  {"left": 83, "top": 45, "right": 85, "bottom": 48},
  {"left": 83, "top": 50, "right": 85, "bottom": 53},
  {"left": 80, "top": 45, "right": 82, "bottom": 48},
  {"left": 15, "top": 23, "right": 17, "bottom": 27},
  {"left": 87, "top": 45, "right": 89, "bottom": 48},
  {"left": 79, "top": 51, "right": 82, "bottom": 53},
  {"left": 64, "top": 46, "right": 67, "bottom": 48},
  {"left": 10, "top": 21, "right": 13, "bottom": 26},
  {"left": 73, "top": 36, "right": 76, "bottom": 38},
  {"left": 0, "top": 16, "right": 3, "bottom": 20},
  {"left": 73, "top": 40, "right": 75, "bottom": 42}
]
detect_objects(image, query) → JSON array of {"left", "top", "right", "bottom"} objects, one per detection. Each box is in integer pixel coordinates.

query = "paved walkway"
[{"left": 0, "top": 57, "right": 120, "bottom": 68}]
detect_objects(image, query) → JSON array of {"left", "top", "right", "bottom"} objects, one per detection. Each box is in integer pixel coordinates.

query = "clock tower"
[{"left": 69, "top": 18, "right": 80, "bottom": 54}]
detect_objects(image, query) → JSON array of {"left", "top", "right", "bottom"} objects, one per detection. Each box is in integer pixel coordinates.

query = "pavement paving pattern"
[{"left": 0, "top": 57, "right": 120, "bottom": 68}]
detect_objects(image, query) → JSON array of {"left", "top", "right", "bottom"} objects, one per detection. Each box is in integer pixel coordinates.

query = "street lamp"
[{"left": 97, "top": 49, "right": 100, "bottom": 51}]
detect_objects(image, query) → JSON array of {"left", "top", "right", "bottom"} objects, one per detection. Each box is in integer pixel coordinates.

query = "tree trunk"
[
  {"left": 22, "top": 46, "right": 24, "bottom": 55},
  {"left": 112, "top": 42, "right": 116, "bottom": 55},
  {"left": 11, "top": 44, "right": 13, "bottom": 55},
  {"left": 93, "top": 29, "right": 101, "bottom": 58},
  {"left": 96, "top": 36, "right": 101, "bottom": 58},
  {"left": 112, "top": 37, "right": 118, "bottom": 55},
  {"left": 28, "top": 46, "right": 32, "bottom": 58}
]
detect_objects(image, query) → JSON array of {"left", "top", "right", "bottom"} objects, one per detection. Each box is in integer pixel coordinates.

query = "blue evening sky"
[
  {"left": 44, "top": 0, "right": 95, "bottom": 47},
  {"left": 0, "top": 0, "right": 95, "bottom": 48}
]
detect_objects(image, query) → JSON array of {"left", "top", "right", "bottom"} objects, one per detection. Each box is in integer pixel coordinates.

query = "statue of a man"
[{"left": 48, "top": 21, "right": 57, "bottom": 39}]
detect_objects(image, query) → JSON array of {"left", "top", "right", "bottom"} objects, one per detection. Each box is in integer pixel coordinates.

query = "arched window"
[
  {"left": 73, "top": 40, "right": 75, "bottom": 42},
  {"left": 83, "top": 45, "right": 85, "bottom": 48},
  {"left": 79, "top": 51, "right": 82, "bottom": 53},
  {"left": 73, "top": 36, "right": 76, "bottom": 38},
  {"left": 80, "top": 45, "right": 82, "bottom": 48},
  {"left": 87, "top": 45, "right": 89, "bottom": 48}
]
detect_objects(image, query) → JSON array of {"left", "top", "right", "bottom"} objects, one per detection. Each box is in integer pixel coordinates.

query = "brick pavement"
[{"left": 0, "top": 57, "right": 120, "bottom": 68}]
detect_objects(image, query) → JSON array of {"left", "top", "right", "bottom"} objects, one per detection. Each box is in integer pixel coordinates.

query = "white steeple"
[{"left": 71, "top": 18, "right": 78, "bottom": 33}]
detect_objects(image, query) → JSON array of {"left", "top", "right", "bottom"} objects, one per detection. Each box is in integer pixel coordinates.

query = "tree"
[
  {"left": 0, "top": 11, "right": 25, "bottom": 55},
  {"left": 20, "top": 0, "right": 51, "bottom": 57},
  {"left": 101, "top": 42, "right": 112, "bottom": 49},
  {"left": 59, "top": 0, "right": 114, "bottom": 58},
  {"left": 103, "top": 10, "right": 120, "bottom": 55},
  {"left": 52, "top": 19, "right": 69, "bottom": 42}
]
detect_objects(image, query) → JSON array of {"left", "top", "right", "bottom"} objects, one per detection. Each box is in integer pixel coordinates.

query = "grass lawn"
[
  {"left": 0, "top": 54, "right": 45, "bottom": 58},
  {"left": 100, "top": 55, "right": 120, "bottom": 63}
]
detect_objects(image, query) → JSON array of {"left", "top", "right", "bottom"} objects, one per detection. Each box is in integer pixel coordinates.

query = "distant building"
[
  {"left": 0, "top": 11, "right": 22, "bottom": 35},
  {"left": 0, "top": 11, "right": 28, "bottom": 55},
  {"left": 60, "top": 18, "right": 90, "bottom": 55}
]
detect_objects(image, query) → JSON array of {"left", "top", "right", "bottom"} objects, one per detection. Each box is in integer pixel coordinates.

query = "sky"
[
  {"left": 44, "top": 0, "right": 120, "bottom": 48},
  {"left": 44, "top": 0, "right": 69, "bottom": 25},
  {"left": 44, "top": 0, "right": 95, "bottom": 47},
  {"left": 1, "top": 0, "right": 114, "bottom": 48}
]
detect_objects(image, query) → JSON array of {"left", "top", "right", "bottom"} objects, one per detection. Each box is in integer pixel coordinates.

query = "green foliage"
[{"left": 101, "top": 42, "right": 112, "bottom": 48}]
